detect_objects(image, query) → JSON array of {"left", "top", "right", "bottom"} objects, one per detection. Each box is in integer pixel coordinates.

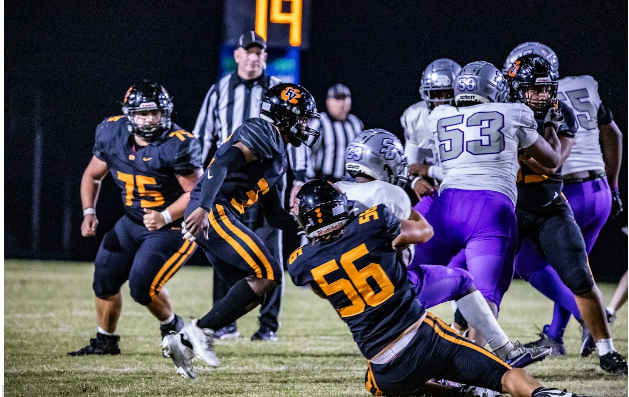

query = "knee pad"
[
  {"left": 92, "top": 276, "right": 120, "bottom": 300},
  {"left": 129, "top": 281, "right": 154, "bottom": 306},
  {"left": 564, "top": 266, "right": 595, "bottom": 295}
]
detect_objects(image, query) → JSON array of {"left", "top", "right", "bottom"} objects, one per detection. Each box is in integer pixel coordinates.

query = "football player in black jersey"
[
  {"left": 161, "top": 83, "right": 320, "bottom": 378},
  {"left": 288, "top": 180, "right": 588, "bottom": 397},
  {"left": 68, "top": 81, "right": 203, "bottom": 357},
  {"left": 507, "top": 55, "right": 627, "bottom": 375}
]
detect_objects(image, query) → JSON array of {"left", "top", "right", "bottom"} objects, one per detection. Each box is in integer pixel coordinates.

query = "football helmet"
[
  {"left": 506, "top": 54, "right": 558, "bottom": 117},
  {"left": 345, "top": 129, "right": 409, "bottom": 187},
  {"left": 261, "top": 83, "right": 320, "bottom": 147},
  {"left": 122, "top": 80, "right": 173, "bottom": 141},
  {"left": 502, "top": 42, "right": 558, "bottom": 77},
  {"left": 454, "top": 61, "right": 508, "bottom": 106},
  {"left": 295, "top": 180, "right": 350, "bottom": 240},
  {"left": 420, "top": 58, "right": 462, "bottom": 107}
]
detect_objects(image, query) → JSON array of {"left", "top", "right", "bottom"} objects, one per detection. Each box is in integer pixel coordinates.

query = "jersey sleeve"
[
  {"left": 373, "top": 204, "right": 402, "bottom": 241},
  {"left": 597, "top": 102, "right": 613, "bottom": 125},
  {"left": 512, "top": 105, "right": 539, "bottom": 149},
  {"left": 171, "top": 133, "right": 203, "bottom": 175},
  {"left": 236, "top": 118, "right": 281, "bottom": 159},
  {"left": 93, "top": 117, "right": 119, "bottom": 161},
  {"left": 372, "top": 184, "right": 411, "bottom": 219}
]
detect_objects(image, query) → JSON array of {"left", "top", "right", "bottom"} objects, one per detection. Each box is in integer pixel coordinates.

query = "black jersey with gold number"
[
  {"left": 191, "top": 117, "right": 288, "bottom": 215},
  {"left": 93, "top": 116, "right": 202, "bottom": 225},
  {"left": 516, "top": 101, "right": 577, "bottom": 210},
  {"left": 288, "top": 204, "right": 424, "bottom": 359}
]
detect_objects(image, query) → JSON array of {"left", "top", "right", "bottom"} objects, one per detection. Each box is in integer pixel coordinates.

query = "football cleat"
[
  {"left": 161, "top": 332, "right": 196, "bottom": 380},
  {"left": 504, "top": 342, "right": 551, "bottom": 368},
  {"left": 458, "top": 385, "right": 502, "bottom": 396},
  {"left": 160, "top": 314, "right": 184, "bottom": 357},
  {"left": 214, "top": 322, "right": 240, "bottom": 340},
  {"left": 67, "top": 333, "right": 120, "bottom": 356},
  {"left": 532, "top": 387, "right": 589, "bottom": 397},
  {"left": 524, "top": 325, "right": 567, "bottom": 356},
  {"left": 580, "top": 311, "right": 615, "bottom": 357},
  {"left": 251, "top": 328, "right": 278, "bottom": 342},
  {"left": 181, "top": 319, "right": 220, "bottom": 367},
  {"left": 599, "top": 351, "right": 628, "bottom": 375}
]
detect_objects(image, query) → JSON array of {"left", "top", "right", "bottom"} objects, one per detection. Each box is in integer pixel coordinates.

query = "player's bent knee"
[
  {"left": 565, "top": 267, "right": 595, "bottom": 295},
  {"left": 128, "top": 284, "right": 153, "bottom": 305}
]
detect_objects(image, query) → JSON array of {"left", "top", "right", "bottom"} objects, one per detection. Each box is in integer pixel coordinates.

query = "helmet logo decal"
[
  {"left": 123, "top": 87, "right": 133, "bottom": 104},
  {"left": 281, "top": 87, "right": 302, "bottom": 104},
  {"left": 507, "top": 60, "right": 521, "bottom": 78}
]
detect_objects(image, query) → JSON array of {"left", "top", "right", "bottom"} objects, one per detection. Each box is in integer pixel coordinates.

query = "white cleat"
[
  {"left": 181, "top": 319, "right": 221, "bottom": 367},
  {"left": 161, "top": 332, "right": 196, "bottom": 380}
]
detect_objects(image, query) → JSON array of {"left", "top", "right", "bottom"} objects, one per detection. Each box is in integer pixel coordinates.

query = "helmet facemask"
[{"left": 122, "top": 81, "right": 173, "bottom": 142}]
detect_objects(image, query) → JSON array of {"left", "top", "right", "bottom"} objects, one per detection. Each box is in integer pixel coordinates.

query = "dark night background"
[{"left": 4, "top": 1, "right": 628, "bottom": 281}]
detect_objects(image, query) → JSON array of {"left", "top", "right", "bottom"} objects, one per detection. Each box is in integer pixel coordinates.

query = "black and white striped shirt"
[
  {"left": 307, "top": 112, "right": 364, "bottom": 181},
  {"left": 192, "top": 71, "right": 283, "bottom": 164}
]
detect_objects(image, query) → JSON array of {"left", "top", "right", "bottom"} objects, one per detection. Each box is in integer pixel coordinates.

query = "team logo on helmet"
[
  {"left": 123, "top": 86, "right": 133, "bottom": 104},
  {"left": 281, "top": 87, "right": 302, "bottom": 104},
  {"left": 507, "top": 60, "right": 521, "bottom": 78}
]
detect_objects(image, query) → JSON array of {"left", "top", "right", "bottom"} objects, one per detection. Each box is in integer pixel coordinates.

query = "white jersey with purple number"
[
  {"left": 335, "top": 180, "right": 411, "bottom": 220},
  {"left": 428, "top": 102, "right": 539, "bottom": 205},
  {"left": 400, "top": 100, "right": 439, "bottom": 167},
  {"left": 558, "top": 75, "right": 606, "bottom": 174}
]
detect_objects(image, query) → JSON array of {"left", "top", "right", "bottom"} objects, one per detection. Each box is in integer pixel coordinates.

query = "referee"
[
  {"left": 308, "top": 84, "right": 364, "bottom": 182},
  {"left": 192, "top": 31, "right": 298, "bottom": 342}
]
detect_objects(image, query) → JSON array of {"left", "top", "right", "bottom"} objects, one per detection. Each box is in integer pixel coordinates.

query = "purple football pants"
[
  {"left": 514, "top": 177, "right": 611, "bottom": 341},
  {"left": 410, "top": 189, "right": 517, "bottom": 309},
  {"left": 407, "top": 265, "right": 475, "bottom": 309}
]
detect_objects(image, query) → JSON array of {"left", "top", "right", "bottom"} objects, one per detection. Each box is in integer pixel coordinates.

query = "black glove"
[
  {"left": 543, "top": 106, "right": 564, "bottom": 131},
  {"left": 611, "top": 188, "right": 623, "bottom": 221}
]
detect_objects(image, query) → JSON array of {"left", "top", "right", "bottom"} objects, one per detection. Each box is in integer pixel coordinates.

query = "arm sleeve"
[
  {"left": 198, "top": 146, "right": 247, "bottom": 211},
  {"left": 597, "top": 102, "right": 613, "bottom": 125},
  {"left": 514, "top": 106, "right": 541, "bottom": 149},
  {"left": 260, "top": 188, "right": 300, "bottom": 235}
]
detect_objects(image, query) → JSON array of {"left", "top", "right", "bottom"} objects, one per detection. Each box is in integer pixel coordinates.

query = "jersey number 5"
[
  {"left": 117, "top": 171, "right": 165, "bottom": 208},
  {"left": 310, "top": 243, "right": 394, "bottom": 317},
  {"left": 437, "top": 111, "right": 505, "bottom": 161}
]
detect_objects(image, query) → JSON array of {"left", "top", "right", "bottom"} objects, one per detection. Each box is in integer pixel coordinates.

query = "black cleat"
[
  {"left": 524, "top": 325, "right": 567, "bottom": 357},
  {"left": 251, "top": 328, "right": 278, "bottom": 342},
  {"left": 67, "top": 333, "right": 120, "bottom": 356},
  {"left": 599, "top": 351, "right": 628, "bottom": 375},
  {"left": 214, "top": 322, "right": 240, "bottom": 340}
]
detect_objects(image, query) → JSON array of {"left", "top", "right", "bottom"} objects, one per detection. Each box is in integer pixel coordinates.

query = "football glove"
[{"left": 543, "top": 107, "right": 564, "bottom": 131}]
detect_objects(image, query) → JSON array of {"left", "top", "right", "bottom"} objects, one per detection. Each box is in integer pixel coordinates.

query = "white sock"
[
  {"left": 596, "top": 338, "right": 616, "bottom": 356},
  {"left": 98, "top": 327, "right": 116, "bottom": 336},
  {"left": 456, "top": 291, "right": 510, "bottom": 355},
  {"left": 606, "top": 307, "right": 616, "bottom": 317},
  {"left": 160, "top": 313, "right": 176, "bottom": 325}
]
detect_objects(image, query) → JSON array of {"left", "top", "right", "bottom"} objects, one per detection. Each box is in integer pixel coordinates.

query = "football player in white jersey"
[
  {"left": 409, "top": 61, "right": 563, "bottom": 349},
  {"left": 339, "top": 128, "right": 550, "bottom": 370},
  {"left": 502, "top": 44, "right": 627, "bottom": 373},
  {"left": 400, "top": 58, "right": 460, "bottom": 213}
]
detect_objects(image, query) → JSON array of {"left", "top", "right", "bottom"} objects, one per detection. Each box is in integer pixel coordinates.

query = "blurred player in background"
[
  {"left": 400, "top": 58, "right": 460, "bottom": 212},
  {"left": 68, "top": 81, "right": 203, "bottom": 356}
]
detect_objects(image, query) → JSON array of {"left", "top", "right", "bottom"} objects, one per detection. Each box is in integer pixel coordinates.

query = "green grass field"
[{"left": 4, "top": 260, "right": 628, "bottom": 397}]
